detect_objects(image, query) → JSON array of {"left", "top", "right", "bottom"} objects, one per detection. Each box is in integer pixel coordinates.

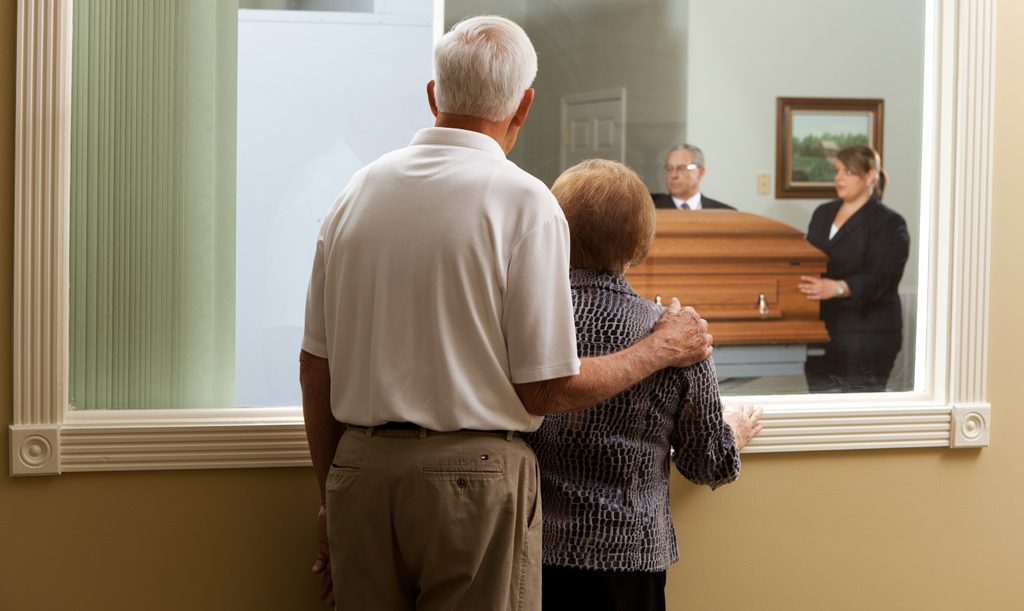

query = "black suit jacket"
[
  {"left": 806, "top": 196, "right": 910, "bottom": 333},
  {"left": 651, "top": 193, "right": 735, "bottom": 210}
]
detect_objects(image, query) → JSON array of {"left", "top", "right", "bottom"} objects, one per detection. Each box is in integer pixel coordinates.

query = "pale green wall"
[
  {"left": 447, "top": 0, "right": 924, "bottom": 288},
  {"left": 686, "top": 0, "right": 926, "bottom": 288}
]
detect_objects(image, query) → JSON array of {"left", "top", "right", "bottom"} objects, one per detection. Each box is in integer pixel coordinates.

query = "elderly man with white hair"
[{"left": 301, "top": 16, "right": 713, "bottom": 610}]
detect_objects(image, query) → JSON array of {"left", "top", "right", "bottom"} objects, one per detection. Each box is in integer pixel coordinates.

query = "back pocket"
[{"left": 326, "top": 462, "right": 361, "bottom": 494}]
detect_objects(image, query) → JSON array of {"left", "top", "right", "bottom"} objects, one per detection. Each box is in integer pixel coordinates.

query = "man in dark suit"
[{"left": 651, "top": 144, "right": 736, "bottom": 210}]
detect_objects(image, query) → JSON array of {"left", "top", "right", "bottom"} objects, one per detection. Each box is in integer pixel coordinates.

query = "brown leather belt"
[
  {"left": 374, "top": 421, "right": 421, "bottom": 430},
  {"left": 347, "top": 423, "right": 516, "bottom": 441}
]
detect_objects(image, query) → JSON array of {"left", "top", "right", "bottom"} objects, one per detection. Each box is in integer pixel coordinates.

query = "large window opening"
[
  {"left": 68, "top": 0, "right": 433, "bottom": 409},
  {"left": 11, "top": 0, "right": 990, "bottom": 474}
]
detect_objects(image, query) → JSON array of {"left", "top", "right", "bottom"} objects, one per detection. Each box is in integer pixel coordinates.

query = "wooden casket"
[{"left": 625, "top": 210, "right": 829, "bottom": 376}]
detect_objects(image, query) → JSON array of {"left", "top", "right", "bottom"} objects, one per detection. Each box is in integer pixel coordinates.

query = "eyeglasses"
[{"left": 664, "top": 163, "right": 700, "bottom": 173}]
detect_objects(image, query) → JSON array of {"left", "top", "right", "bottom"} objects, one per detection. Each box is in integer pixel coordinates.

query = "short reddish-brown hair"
[{"left": 552, "top": 159, "right": 655, "bottom": 274}]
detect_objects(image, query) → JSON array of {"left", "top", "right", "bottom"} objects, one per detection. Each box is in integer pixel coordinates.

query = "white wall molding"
[
  {"left": 950, "top": 403, "right": 991, "bottom": 448},
  {"left": 11, "top": 0, "right": 72, "bottom": 474},
  {"left": 9, "top": 425, "right": 61, "bottom": 475},
  {"left": 60, "top": 422, "right": 310, "bottom": 472},
  {"left": 745, "top": 405, "right": 951, "bottom": 453},
  {"left": 945, "top": 0, "right": 995, "bottom": 412},
  {"left": 10, "top": 0, "right": 994, "bottom": 474}
]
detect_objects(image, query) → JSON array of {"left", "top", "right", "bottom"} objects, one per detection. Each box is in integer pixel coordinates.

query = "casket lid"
[{"left": 647, "top": 209, "right": 825, "bottom": 264}]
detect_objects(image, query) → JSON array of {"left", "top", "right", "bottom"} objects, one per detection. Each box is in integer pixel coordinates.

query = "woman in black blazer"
[{"left": 798, "top": 146, "right": 910, "bottom": 392}]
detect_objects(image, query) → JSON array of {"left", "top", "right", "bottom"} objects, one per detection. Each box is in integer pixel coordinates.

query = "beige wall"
[{"left": 3, "top": 3, "right": 1023, "bottom": 610}]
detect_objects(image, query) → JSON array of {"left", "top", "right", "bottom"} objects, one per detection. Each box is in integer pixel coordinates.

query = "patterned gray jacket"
[{"left": 522, "top": 269, "right": 741, "bottom": 572}]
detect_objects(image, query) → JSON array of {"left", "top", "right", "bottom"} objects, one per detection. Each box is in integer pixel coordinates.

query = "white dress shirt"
[{"left": 671, "top": 192, "right": 703, "bottom": 210}]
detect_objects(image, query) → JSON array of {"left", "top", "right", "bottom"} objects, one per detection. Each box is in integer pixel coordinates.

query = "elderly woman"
[
  {"left": 523, "top": 159, "right": 762, "bottom": 611},
  {"left": 799, "top": 145, "right": 910, "bottom": 392}
]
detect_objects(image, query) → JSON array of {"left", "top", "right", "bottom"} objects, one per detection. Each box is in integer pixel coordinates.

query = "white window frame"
[{"left": 9, "top": 0, "right": 994, "bottom": 475}]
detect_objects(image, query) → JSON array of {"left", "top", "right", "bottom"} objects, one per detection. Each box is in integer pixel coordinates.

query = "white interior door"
[{"left": 560, "top": 89, "right": 627, "bottom": 171}]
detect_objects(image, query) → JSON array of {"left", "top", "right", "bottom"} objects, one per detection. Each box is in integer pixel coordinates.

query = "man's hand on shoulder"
[
  {"left": 512, "top": 299, "right": 712, "bottom": 416},
  {"left": 652, "top": 297, "right": 713, "bottom": 368}
]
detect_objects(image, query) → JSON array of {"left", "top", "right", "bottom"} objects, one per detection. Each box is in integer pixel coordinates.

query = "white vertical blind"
[{"left": 69, "top": 0, "right": 237, "bottom": 409}]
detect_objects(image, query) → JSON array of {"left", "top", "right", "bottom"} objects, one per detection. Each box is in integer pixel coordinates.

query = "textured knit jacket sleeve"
[{"left": 669, "top": 358, "right": 741, "bottom": 490}]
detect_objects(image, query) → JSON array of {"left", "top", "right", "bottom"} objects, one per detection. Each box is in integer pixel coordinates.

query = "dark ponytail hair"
[{"left": 836, "top": 145, "right": 887, "bottom": 199}]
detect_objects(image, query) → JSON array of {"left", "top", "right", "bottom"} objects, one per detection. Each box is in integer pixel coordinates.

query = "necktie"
[{"left": 680, "top": 202, "right": 690, "bottom": 210}]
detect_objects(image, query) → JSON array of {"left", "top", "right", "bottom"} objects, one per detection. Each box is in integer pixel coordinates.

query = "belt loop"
[
  {"left": 418, "top": 427, "right": 428, "bottom": 439},
  {"left": 505, "top": 430, "right": 514, "bottom": 442},
  {"left": 365, "top": 426, "right": 375, "bottom": 438}
]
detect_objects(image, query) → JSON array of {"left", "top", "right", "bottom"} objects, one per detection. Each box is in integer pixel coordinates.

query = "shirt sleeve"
[
  {"left": 301, "top": 233, "right": 329, "bottom": 358},
  {"left": 502, "top": 214, "right": 581, "bottom": 383},
  {"left": 670, "top": 357, "right": 741, "bottom": 490}
]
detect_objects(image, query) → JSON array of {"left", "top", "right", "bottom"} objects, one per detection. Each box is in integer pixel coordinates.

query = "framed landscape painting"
[{"left": 775, "top": 97, "right": 884, "bottom": 199}]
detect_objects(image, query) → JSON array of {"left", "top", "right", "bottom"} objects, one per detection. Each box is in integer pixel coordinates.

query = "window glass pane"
[
  {"left": 239, "top": 0, "right": 374, "bottom": 13},
  {"left": 70, "top": 0, "right": 237, "bottom": 409},
  {"left": 234, "top": 9, "right": 433, "bottom": 407},
  {"left": 70, "top": 1, "right": 433, "bottom": 409},
  {"left": 446, "top": 0, "right": 926, "bottom": 396},
  {"left": 70, "top": 0, "right": 927, "bottom": 409}
]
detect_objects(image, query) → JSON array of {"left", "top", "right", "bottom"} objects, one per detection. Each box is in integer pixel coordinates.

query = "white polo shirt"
[{"left": 302, "top": 127, "right": 581, "bottom": 432}]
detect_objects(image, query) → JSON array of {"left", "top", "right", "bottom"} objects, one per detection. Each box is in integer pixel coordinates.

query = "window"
[
  {"left": 64, "top": 2, "right": 433, "bottom": 411},
  {"left": 10, "top": 0, "right": 993, "bottom": 475}
]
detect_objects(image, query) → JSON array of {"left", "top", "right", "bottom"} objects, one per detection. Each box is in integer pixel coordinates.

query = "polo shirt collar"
[{"left": 411, "top": 127, "right": 506, "bottom": 158}]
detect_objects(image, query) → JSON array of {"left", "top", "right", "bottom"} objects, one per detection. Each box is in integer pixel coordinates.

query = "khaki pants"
[{"left": 326, "top": 426, "right": 543, "bottom": 611}]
